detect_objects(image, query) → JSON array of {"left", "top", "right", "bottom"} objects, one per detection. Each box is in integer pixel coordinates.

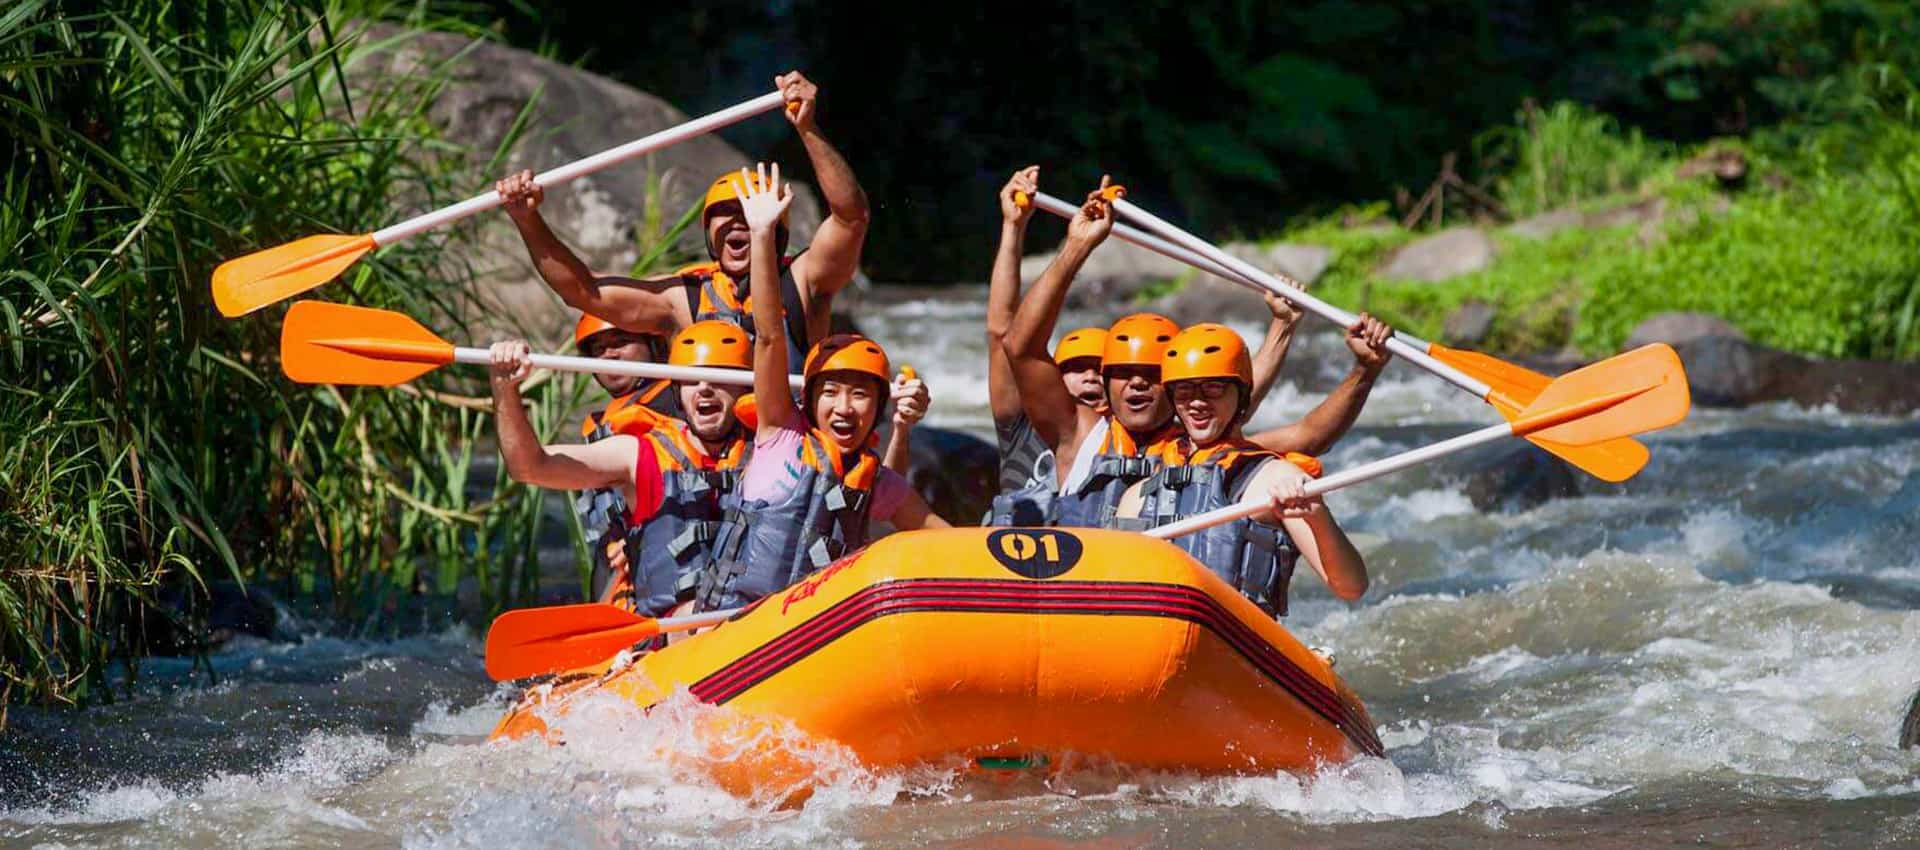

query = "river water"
[{"left": 6, "top": 288, "right": 1920, "bottom": 848}]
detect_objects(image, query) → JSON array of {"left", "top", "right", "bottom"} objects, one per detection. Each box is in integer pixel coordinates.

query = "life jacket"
[
  {"left": 695, "top": 431, "right": 881, "bottom": 611},
  {"left": 679, "top": 258, "right": 810, "bottom": 375},
  {"left": 575, "top": 384, "right": 680, "bottom": 603},
  {"left": 1052, "top": 418, "right": 1179, "bottom": 528},
  {"left": 1112, "top": 439, "right": 1303, "bottom": 617},
  {"left": 986, "top": 414, "right": 1059, "bottom": 526},
  {"left": 578, "top": 380, "right": 679, "bottom": 440},
  {"left": 625, "top": 423, "right": 750, "bottom": 616}
]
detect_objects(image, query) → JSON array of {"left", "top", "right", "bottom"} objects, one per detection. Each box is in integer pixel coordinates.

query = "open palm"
[{"left": 731, "top": 162, "right": 793, "bottom": 233}]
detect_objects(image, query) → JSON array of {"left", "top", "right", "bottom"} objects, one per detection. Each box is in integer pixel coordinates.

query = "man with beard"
[
  {"left": 496, "top": 71, "right": 867, "bottom": 374},
  {"left": 569, "top": 313, "right": 678, "bottom": 601}
]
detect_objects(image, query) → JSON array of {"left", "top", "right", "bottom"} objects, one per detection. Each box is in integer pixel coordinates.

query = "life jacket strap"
[{"left": 666, "top": 520, "right": 720, "bottom": 559}]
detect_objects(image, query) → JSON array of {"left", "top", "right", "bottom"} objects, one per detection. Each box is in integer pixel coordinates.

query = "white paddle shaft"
[
  {"left": 1104, "top": 196, "right": 1488, "bottom": 398},
  {"left": 451, "top": 346, "right": 802, "bottom": 389},
  {"left": 1145, "top": 419, "right": 1516, "bottom": 540},
  {"left": 372, "top": 91, "right": 787, "bottom": 246},
  {"left": 1031, "top": 192, "right": 1247, "bottom": 284}
]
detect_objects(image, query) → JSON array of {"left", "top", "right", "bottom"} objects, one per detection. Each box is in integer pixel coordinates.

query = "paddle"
[
  {"left": 485, "top": 604, "right": 740, "bottom": 681},
  {"left": 213, "top": 91, "right": 790, "bottom": 317},
  {"left": 279, "top": 300, "right": 803, "bottom": 389},
  {"left": 1070, "top": 190, "right": 1650, "bottom": 482},
  {"left": 1145, "top": 343, "right": 1689, "bottom": 539}
]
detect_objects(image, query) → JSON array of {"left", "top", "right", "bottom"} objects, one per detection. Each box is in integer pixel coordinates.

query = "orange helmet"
[
  {"left": 1101, "top": 313, "right": 1179, "bottom": 371},
  {"left": 1053, "top": 327, "right": 1107, "bottom": 367},
  {"left": 574, "top": 313, "right": 616, "bottom": 350},
  {"left": 668, "top": 320, "right": 752, "bottom": 371},
  {"left": 1161, "top": 323, "right": 1252, "bottom": 387},
  {"left": 803, "top": 333, "right": 890, "bottom": 384}
]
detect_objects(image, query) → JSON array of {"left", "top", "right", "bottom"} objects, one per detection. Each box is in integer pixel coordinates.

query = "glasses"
[{"left": 1170, "top": 380, "right": 1234, "bottom": 401}]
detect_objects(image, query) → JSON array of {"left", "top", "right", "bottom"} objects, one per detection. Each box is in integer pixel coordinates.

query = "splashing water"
[{"left": 6, "top": 290, "right": 1920, "bottom": 848}]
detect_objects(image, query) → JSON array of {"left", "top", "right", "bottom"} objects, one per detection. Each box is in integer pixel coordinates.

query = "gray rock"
[
  {"left": 1226, "top": 242, "right": 1333, "bottom": 285},
  {"left": 1623, "top": 312, "right": 1747, "bottom": 351},
  {"left": 1018, "top": 240, "right": 1194, "bottom": 308},
  {"left": 1442, "top": 300, "right": 1497, "bottom": 346},
  {"left": 1671, "top": 336, "right": 1920, "bottom": 414},
  {"left": 1446, "top": 441, "right": 1581, "bottom": 513},
  {"left": 1675, "top": 336, "right": 1783, "bottom": 406},
  {"left": 1508, "top": 208, "right": 1583, "bottom": 240},
  {"left": 900, "top": 425, "right": 999, "bottom": 525},
  {"left": 1378, "top": 227, "right": 1495, "bottom": 281},
  {"left": 348, "top": 27, "right": 824, "bottom": 346}
]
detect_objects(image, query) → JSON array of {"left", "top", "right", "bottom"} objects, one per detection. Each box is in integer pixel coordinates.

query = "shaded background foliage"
[
  {"left": 483, "top": 0, "right": 1919, "bottom": 280},
  {"left": 4, "top": 0, "right": 1919, "bottom": 720}
]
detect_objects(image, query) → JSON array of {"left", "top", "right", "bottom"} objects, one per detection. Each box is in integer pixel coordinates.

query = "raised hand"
[
  {"left": 891, "top": 371, "right": 930, "bottom": 428},
  {"left": 775, "top": 70, "right": 819, "bottom": 131},
  {"left": 1000, "top": 165, "right": 1040, "bottom": 224},
  {"left": 495, "top": 170, "right": 543, "bottom": 219},
  {"left": 488, "top": 340, "right": 534, "bottom": 393},
  {"left": 1065, "top": 174, "right": 1117, "bottom": 245},
  {"left": 1263, "top": 287, "right": 1302, "bottom": 328},
  {"left": 729, "top": 162, "right": 793, "bottom": 235},
  {"left": 1345, "top": 313, "right": 1394, "bottom": 374}
]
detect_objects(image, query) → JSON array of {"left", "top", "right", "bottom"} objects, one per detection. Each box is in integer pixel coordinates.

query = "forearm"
[
  {"left": 1303, "top": 511, "right": 1367, "bottom": 599},
  {"left": 1255, "top": 365, "right": 1379, "bottom": 455},
  {"left": 749, "top": 229, "right": 795, "bottom": 425},
  {"left": 986, "top": 220, "right": 1028, "bottom": 422},
  {"left": 508, "top": 211, "right": 597, "bottom": 308},
  {"left": 801, "top": 127, "right": 869, "bottom": 226},
  {"left": 1248, "top": 320, "right": 1298, "bottom": 408},
  {"left": 882, "top": 424, "right": 913, "bottom": 474},
  {"left": 1005, "top": 236, "right": 1095, "bottom": 357},
  {"left": 492, "top": 387, "right": 550, "bottom": 485}
]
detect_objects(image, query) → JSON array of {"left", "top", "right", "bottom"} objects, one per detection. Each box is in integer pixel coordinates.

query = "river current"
[{"left": 5, "top": 287, "right": 1919, "bottom": 848}]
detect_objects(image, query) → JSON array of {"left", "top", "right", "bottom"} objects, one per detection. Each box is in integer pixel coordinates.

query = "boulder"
[
  {"left": 1623, "top": 312, "right": 1747, "bottom": 351},
  {"left": 900, "top": 425, "right": 999, "bottom": 525},
  {"left": 1147, "top": 243, "right": 1331, "bottom": 326},
  {"left": 347, "top": 27, "right": 824, "bottom": 345},
  {"left": 1227, "top": 242, "right": 1333, "bottom": 285},
  {"left": 1446, "top": 442, "right": 1581, "bottom": 513},
  {"left": 1020, "top": 239, "right": 1330, "bottom": 313},
  {"left": 1507, "top": 208, "right": 1583, "bottom": 241},
  {"left": 142, "top": 581, "right": 293, "bottom": 655},
  {"left": 1674, "top": 336, "right": 1920, "bottom": 414},
  {"left": 1442, "top": 300, "right": 1497, "bottom": 346},
  {"left": 1378, "top": 227, "right": 1495, "bottom": 281}
]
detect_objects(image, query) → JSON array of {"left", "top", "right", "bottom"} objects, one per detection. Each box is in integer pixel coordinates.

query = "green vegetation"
[
  {"left": 0, "top": 2, "right": 581, "bottom": 717},
  {"left": 1289, "top": 67, "right": 1920, "bottom": 359}
]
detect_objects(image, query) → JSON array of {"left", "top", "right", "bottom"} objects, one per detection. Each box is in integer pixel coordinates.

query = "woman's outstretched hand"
[{"left": 730, "top": 162, "right": 794, "bottom": 235}]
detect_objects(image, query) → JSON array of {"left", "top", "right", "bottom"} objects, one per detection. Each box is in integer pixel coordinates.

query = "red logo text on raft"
[{"left": 781, "top": 553, "right": 860, "bottom": 615}]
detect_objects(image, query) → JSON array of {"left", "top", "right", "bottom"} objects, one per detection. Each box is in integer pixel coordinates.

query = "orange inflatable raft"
[{"left": 490, "top": 528, "right": 1383, "bottom": 790}]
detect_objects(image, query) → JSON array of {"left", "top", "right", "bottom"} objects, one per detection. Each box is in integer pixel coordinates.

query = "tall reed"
[{"left": 0, "top": 1, "right": 570, "bottom": 718}]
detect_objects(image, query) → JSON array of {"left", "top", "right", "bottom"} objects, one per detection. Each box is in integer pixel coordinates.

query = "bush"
[{"left": 0, "top": 2, "right": 573, "bottom": 716}]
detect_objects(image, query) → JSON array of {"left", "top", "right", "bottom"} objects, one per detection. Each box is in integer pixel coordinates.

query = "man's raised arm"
[
  {"left": 497, "top": 170, "right": 683, "bottom": 336},
  {"left": 780, "top": 71, "right": 870, "bottom": 305}
]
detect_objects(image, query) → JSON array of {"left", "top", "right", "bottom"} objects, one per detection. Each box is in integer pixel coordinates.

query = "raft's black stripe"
[
  {"left": 695, "top": 579, "right": 1381, "bottom": 756},
  {"left": 687, "top": 578, "right": 1383, "bottom": 757}
]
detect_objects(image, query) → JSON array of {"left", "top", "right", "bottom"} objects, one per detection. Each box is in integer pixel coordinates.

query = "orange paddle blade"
[
  {"left": 1427, "top": 341, "right": 1552, "bottom": 405},
  {"left": 213, "top": 233, "right": 375, "bottom": 317},
  {"left": 484, "top": 603, "right": 663, "bottom": 681},
  {"left": 280, "top": 300, "right": 455, "bottom": 386},
  {"left": 1518, "top": 344, "right": 1690, "bottom": 443}
]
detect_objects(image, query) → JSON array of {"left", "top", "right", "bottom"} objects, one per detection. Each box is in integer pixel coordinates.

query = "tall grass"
[
  {"left": 1476, "top": 101, "right": 1671, "bottom": 218},
  {"left": 0, "top": 1, "right": 572, "bottom": 717}
]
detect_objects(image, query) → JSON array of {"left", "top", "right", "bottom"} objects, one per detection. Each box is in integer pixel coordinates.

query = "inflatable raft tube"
[{"left": 490, "top": 528, "right": 1383, "bottom": 794}]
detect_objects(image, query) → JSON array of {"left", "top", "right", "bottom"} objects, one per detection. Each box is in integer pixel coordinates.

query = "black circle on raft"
[{"left": 985, "top": 529, "right": 1084, "bottom": 579}]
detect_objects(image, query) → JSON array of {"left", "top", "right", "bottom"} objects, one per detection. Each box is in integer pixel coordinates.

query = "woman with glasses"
[{"left": 1109, "top": 324, "right": 1369, "bottom": 617}]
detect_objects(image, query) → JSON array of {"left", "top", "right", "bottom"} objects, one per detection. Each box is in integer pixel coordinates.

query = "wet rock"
[
  {"left": 1903, "top": 688, "right": 1920, "bottom": 749},
  {"left": 1229, "top": 242, "right": 1333, "bottom": 285},
  {"left": 1623, "top": 312, "right": 1746, "bottom": 351},
  {"left": 350, "top": 26, "right": 824, "bottom": 345},
  {"left": 1447, "top": 441, "right": 1581, "bottom": 513},
  {"left": 1378, "top": 227, "right": 1494, "bottom": 281},
  {"left": 143, "top": 581, "right": 293, "bottom": 655},
  {"left": 1442, "top": 300, "right": 1497, "bottom": 346},
  {"left": 1674, "top": 336, "right": 1920, "bottom": 414},
  {"left": 900, "top": 425, "right": 999, "bottom": 525}
]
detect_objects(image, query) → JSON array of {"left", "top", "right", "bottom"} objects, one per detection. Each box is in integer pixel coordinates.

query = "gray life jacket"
[
  {"left": 628, "top": 428, "right": 749, "bottom": 616},
  {"left": 685, "top": 259, "right": 811, "bottom": 375},
  {"left": 986, "top": 414, "right": 1059, "bottom": 526},
  {"left": 574, "top": 383, "right": 682, "bottom": 604},
  {"left": 1052, "top": 420, "right": 1172, "bottom": 529},
  {"left": 1110, "top": 446, "right": 1300, "bottom": 617},
  {"left": 694, "top": 432, "right": 880, "bottom": 611}
]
